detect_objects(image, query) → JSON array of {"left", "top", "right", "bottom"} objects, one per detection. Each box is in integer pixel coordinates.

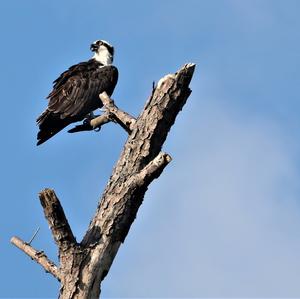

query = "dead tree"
[{"left": 11, "top": 63, "right": 195, "bottom": 298}]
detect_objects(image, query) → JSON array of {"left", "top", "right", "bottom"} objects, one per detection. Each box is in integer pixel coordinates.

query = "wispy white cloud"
[{"left": 102, "top": 82, "right": 300, "bottom": 297}]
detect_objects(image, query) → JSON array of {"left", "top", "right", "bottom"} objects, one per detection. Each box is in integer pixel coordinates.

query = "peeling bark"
[{"left": 11, "top": 63, "right": 195, "bottom": 298}]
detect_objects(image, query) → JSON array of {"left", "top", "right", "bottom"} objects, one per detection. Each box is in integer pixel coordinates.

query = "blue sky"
[{"left": 1, "top": 0, "right": 300, "bottom": 297}]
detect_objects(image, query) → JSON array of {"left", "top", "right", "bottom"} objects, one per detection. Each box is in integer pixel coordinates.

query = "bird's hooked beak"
[{"left": 90, "top": 42, "right": 99, "bottom": 52}]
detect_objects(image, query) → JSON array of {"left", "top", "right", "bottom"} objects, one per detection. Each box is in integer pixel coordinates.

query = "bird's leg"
[
  {"left": 85, "top": 111, "right": 98, "bottom": 120},
  {"left": 68, "top": 112, "right": 97, "bottom": 133},
  {"left": 88, "top": 111, "right": 95, "bottom": 119}
]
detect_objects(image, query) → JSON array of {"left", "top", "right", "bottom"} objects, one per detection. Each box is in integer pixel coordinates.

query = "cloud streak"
[{"left": 102, "top": 85, "right": 300, "bottom": 297}]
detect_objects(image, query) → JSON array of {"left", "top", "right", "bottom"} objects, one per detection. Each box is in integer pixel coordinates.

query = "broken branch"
[
  {"left": 132, "top": 152, "right": 172, "bottom": 187},
  {"left": 69, "top": 93, "right": 136, "bottom": 134},
  {"left": 99, "top": 92, "right": 136, "bottom": 133},
  {"left": 11, "top": 236, "right": 61, "bottom": 281},
  {"left": 39, "top": 189, "right": 76, "bottom": 252},
  {"left": 89, "top": 112, "right": 112, "bottom": 129}
]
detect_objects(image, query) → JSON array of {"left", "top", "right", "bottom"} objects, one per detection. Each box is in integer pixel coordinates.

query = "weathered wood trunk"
[{"left": 11, "top": 63, "right": 195, "bottom": 299}]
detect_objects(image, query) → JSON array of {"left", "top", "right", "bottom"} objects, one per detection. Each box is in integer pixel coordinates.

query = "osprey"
[{"left": 36, "top": 40, "right": 118, "bottom": 145}]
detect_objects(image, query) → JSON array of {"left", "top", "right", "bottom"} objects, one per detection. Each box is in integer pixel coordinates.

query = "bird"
[{"left": 36, "top": 39, "right": 118, "bottom": 145}]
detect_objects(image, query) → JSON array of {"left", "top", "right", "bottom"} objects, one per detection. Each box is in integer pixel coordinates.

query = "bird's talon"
[{"left": 83, "top": 118, "right": 91, "bottom": 126}]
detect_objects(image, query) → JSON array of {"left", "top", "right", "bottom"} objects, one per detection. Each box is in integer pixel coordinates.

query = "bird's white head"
[{"left": 90, "top": 40, "right": 114, "bottom": 65}]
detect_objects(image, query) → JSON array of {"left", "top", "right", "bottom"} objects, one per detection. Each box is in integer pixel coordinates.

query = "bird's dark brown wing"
[{"left": 46, "top": 62, "right": 118, "bottom": 119}]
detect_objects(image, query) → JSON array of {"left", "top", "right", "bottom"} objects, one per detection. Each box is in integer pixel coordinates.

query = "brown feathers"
[{"left": 36, "top": 59, "right": 118, "bottom": 145}]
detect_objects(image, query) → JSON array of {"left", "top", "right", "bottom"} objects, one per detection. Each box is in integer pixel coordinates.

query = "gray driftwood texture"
[{"left": 11, "top": 63, "right": 195, "bottom": 298}]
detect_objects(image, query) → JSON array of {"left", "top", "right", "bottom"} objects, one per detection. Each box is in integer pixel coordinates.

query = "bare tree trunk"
[{"left": 11, "top": 63, "right": 195, "bottom": 298}]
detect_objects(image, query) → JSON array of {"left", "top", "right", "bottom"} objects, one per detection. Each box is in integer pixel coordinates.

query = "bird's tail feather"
[
  {"left": 37, "top": 128, "right": 63, "bottom": 145},
  {"left": 36, "top": 110, "right": 69, "bottom": 145}
]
